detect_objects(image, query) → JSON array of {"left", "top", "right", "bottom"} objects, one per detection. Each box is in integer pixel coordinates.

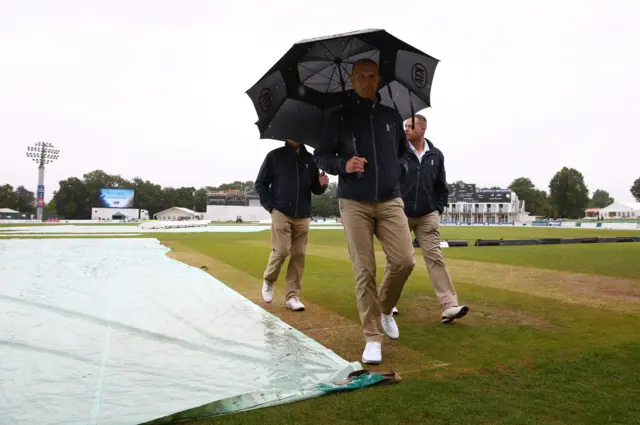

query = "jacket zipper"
[
  {"left": 295, "top": 157, "right": 299, "bottom": 217},
  {"left": 414, "top": 156, "right": 420, "bottom": 214},
  {"left": 414, "top": 150, "right": 436, "bottom": 214},
  {"left": 369, "top": 112, "right": 379, "bottom": 201}
]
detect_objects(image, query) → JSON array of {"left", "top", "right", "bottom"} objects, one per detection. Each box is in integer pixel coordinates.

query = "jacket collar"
[
  {"left": 283, "top": 142, "right": 307, "bottom": 154},
  {"left": 407, "top": 138, "right": 436, "bottom": 150},
  {"left": 425, "top": 138, "right": 436, "bottom": 150},
  {"left": 345, "top": 90, "right": 382, "bottom": 109}
]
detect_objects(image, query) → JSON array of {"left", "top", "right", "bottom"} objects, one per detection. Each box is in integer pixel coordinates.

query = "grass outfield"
[
  {"left": 150, "top": 226, "right": 640, "bottom": 425},
  {"left": 2, "top": 226, "right": 638, "bottom": 423}
]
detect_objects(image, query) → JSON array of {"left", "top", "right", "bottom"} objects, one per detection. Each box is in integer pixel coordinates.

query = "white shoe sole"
[
  {"left": 285, "top": 301, "right": 305, "bottom": 311},
  {"left": 382, "top": 329, "right": 399, "bottom": 340},
  {"left": 362, "top": 357, "right": 381, "bottom": 365},
  {"left": 285, "top": 305, "right": 305, "bottom": 311},
  {"left": 442, "top": 305, "right": 469, "bottom": 323}
]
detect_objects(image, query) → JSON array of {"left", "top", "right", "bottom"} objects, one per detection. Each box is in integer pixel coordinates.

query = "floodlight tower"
[{"left": 26, "top": 142, "right": 60, "bottom": 221}]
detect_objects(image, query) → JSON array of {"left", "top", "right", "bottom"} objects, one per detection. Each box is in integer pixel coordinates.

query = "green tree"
[
  {"left": 14, "top": 186, "right": 35, "bottom": 216},
  {"left": 174, "top": 186, "right": 197, "bottom": 209},
  {"left": 53, "top": 177, "right": 90, "bottom": 219},
  {"left": 132, "top": 177, "right": 164, "bottom": 215},
  {"left": 631, "top": 178, "right": 640, "bottom": 202},
  {"left": 0, "top": 184, "right": 17, "bottom": 209},
  {"left": 160, "top": 187, "right": 179, "bottom": 211},
  {"left": 589, "top": 189, "right": 614, "bottom": 208},
  {"left": 311, "top": 183, "right": 339, "bottom": 217},
  {"left": 549, "top": 167, "right": 590, "bottom": 218},
  {"left": 194, "top": 188, "right": 208, "bottom": 212},
  {"left": 44, "top": 200, "right": 58, "bottom": 219},
  {"left": 213, "top": 180, "right": 255, "bottom": 193},
  {"left": 508, "top": 177, "right": 554, "bottom": 217}
]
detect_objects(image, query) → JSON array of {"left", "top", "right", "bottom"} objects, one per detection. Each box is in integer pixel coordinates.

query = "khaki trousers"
[
  {"left": 408, "top": 211, "right": 459, "bottom": 310},
  {"left": 339, "top": 197, "right": 416, "bottom": 342},
  {"left": 263, "top": 209, "right": 310, "bottom": 300}
]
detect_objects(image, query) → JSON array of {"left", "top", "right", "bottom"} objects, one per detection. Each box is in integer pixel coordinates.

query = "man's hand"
[
  {"left": 345, "top": 156, "right": 367, "bottom": 173},
  {"left": 319, "top": 171, "right": 329, "bottom": 186}
]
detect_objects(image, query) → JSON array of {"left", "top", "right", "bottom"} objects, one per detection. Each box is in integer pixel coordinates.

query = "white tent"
[
  {"left": 0, "top": 208, "right": 20, "bottom": 213},
  {"left": 599, "top": 202, "right": 640, "bottom": 219},
  {"left": 153, "top": 207, "right": 202, "bottom": 221}
]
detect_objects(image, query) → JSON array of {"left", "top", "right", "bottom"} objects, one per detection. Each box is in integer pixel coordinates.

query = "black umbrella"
[{"left": 246, "top": 28, "right": 439, "bottom": 148}]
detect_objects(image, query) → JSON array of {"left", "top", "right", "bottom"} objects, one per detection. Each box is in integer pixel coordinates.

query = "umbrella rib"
[
  {"left": 303, "top": 68, "right": 339, "bottom": 85},
  {"left": 318, "top": 42, "right": 337, "bottom": 60},
  {"left": 339, "top": 36, "right": 355, "bottom": 59},
  {"left": 340, "top": 49, "right": 379, "bottom": 64},
  {"left": 339, "top": 63, "right": 352, "bottom": 86},
  {"left": 326, "top": 65, "right": 338, "bottom": 93},
  {"left": 299, "top": 62, "right": 338, "bottom": 84}
]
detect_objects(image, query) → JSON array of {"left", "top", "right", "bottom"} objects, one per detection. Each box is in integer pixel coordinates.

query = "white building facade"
[
  {"left": 205, "top": 190, "right": 270, "bottom": 222},
  {"left": 206, "top": 205, "right": 271, "bottom": 222},
  {"left": 91, "top": 208, "right": 149, "bottom": 221}
]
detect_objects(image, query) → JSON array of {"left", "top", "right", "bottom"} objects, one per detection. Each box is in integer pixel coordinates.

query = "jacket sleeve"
[
  {"left": 396, "top": 113, "right": 410, "bottom": 178},
  {"left": 435, "top": 152, "right": 449, "bottom": 213},
  {"left": 310, "top": 161, "right": 328, "bottom": 195},
  {"left": 255, "top": 152, "right": 275, "bottom": 212},
  {"left": 314, "top": 110, "right": 348, "bottom": 176}
]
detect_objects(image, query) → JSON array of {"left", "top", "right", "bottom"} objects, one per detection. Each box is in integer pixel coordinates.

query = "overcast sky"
[{"left": 1, "top": 0, "right": 638, "bottom": 202}]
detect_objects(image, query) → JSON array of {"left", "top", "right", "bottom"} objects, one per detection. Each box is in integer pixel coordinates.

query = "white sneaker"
[
  {"left": 261, "top": 281, "right": 274, "bottom": 303},
  {"left": 392, "top": 306, "right": 399, "bottom": 315},
  {"left": 362, "top": 341, "right": 382, "bottom": 364},
  {"left": 441, "top": 305, "right": 469, "bottom": 323},
  {"left": 381, "top": 313, "right": 399, "bottom": 340},
  {"left": 285, "top": 297, "right": 305, "bottom": 311}
]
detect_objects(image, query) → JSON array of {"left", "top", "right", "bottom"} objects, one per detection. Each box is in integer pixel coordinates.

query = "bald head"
[{"left": 351, "top": 59, "right": 379, "bottom": 100}]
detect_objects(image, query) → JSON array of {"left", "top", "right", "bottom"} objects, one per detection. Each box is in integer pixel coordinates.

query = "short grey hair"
[
  {"left": 413, "top": 114, "right": 427, "bottom": 125},
  {"left": 351, "top": 58, "right": 379, "bottom": 74}
]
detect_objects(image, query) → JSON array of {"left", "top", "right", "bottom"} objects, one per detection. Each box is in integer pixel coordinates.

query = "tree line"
[{"left": 1, "top": 168, "right": 640, "bottom": 220}]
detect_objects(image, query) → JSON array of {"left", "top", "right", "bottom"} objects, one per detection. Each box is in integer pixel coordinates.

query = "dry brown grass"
[
  {"left": 294, "top": 243, "right": 640, "bottom": 316},
  {"left": 163, "top": 241, "right": 448, "bottom": 377}
]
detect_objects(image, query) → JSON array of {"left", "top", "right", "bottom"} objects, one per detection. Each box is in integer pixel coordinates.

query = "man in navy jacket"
[
  {"left": 397, "top": 114, "right": 469, "bottom": 323},
  {"left": 255, "top": 139, "right": 329, "bottom": 311},
  {"left": 314, "top": 59, "right": 416, "bottom": 365}
]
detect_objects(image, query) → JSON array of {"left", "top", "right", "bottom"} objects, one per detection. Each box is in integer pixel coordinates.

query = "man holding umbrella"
[
  {"left": 255, "top": 139, "right": 329, "bottom": 311},
  {"left": 314, "top": 59, "right": 416, "bottom": 365}
]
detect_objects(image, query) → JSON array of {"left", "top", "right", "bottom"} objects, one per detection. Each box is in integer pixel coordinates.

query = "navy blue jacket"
[
  {"left": 255, "top": 143, "right": 327, "bottom": 218},
  {"left": 313, "top": 93, "right": 409, "bottom": 202},
  {"left": 401, "top": 139, "right": 449, "bottom": 217}
]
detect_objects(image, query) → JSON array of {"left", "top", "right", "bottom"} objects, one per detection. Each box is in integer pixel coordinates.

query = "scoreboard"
[
  {"left": 447, "top": 184, "right": 512, "bottom": 203},
  {"left": 448, "top": 183, "right": 476, "bottom": 203},
  {"left": 476, "top": 188, "right": 511, "bottom": 202}
]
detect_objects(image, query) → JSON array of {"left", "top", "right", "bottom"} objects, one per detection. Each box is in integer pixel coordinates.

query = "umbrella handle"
[{"left": 351, "top": 132, "right": 363, "bottom": 179}]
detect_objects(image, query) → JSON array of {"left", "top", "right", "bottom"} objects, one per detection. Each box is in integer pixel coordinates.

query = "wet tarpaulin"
[
  {"left": 0, "top": 238, "right": 361, "bottom": 425},
  {"left": 0, "top": 224, "right": 344, "bottom": 235}
]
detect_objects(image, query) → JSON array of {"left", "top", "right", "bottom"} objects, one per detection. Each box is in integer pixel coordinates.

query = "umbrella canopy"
[{"left": 246, "top": 28, "right": 439, "bottom": 148}]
